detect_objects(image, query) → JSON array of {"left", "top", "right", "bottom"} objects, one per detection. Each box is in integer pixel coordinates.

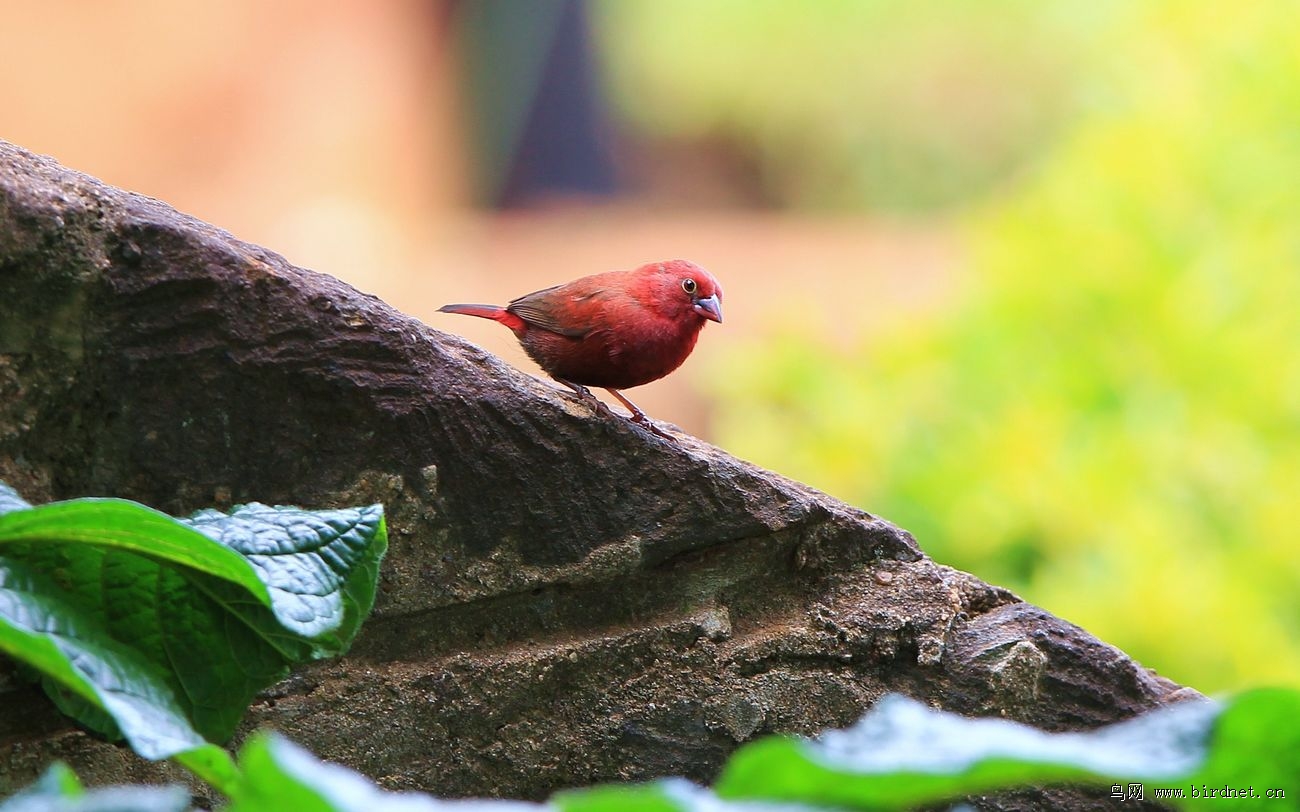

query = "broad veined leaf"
[
  {"left": 0, "top": 493, "right": 269, "bottom": 598},
  {"left": 182, "top": 502, "right": 386, "bottom": 652},
  {"left": 0, "top": 481, "right": 387, "bottom": 755},
  {"left": 0, "top": 559, "right": 206, "bottom": 759}
]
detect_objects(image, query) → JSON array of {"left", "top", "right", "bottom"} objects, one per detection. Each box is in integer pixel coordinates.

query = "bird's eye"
[{"left": 681, "top": 278, "right": 697, "bottom": 294}]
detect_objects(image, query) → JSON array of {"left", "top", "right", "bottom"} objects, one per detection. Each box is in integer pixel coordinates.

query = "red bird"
[{"left": 439, "top": 259, "right": 723, "bottom": 438}]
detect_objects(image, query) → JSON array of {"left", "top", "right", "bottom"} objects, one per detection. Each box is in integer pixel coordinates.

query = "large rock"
[{"left": 0, "top": 141, "right": 1192, "bottom": 807}]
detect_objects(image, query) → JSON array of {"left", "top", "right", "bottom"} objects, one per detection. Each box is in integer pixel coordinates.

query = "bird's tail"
[
  {"left": 438, "top": 303, "right": 506, "bottom": 320},
  {"left": 438, "top": 303, "right": 527, "bottom": 335}
]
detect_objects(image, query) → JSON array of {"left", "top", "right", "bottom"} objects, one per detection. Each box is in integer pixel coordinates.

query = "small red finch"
[{"left": 439, "top": 259, "right": 723, "bottom": 438}]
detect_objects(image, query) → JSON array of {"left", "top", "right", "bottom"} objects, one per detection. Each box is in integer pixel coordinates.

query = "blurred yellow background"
[{"left": 4, "top": 0, "right": 1296, "bottom": 694}]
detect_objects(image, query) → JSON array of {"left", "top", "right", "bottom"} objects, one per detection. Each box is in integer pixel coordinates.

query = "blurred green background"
[
  {"left": 598, "top": 0, "right": 1300, "bottom": 693},
  {"left": 597, "top": 0, "right": 1108, "bottom": 212}
]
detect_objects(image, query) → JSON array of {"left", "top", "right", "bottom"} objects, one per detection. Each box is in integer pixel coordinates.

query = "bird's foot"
[
  {"left": 605, "top": 388, "right": 677, "bottom": 442},
  {"left": 558, "top": 379, "right": 616, "bottom": 418},
  {"left": 556, "top": 380, "right": 678, "bottom": 442},
  {"left": 627, "top": 410, "right": 676, "bottom": 441}
]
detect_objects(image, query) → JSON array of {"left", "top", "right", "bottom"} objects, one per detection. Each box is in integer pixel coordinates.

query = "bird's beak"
[{"left": 693, "top": 294, "right": 723, "bottom": 324}]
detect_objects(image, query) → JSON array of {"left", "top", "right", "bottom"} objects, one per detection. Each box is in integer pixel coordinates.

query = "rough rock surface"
[{"left": 0, "top": 141, "right": 1192, "bottom": 808}]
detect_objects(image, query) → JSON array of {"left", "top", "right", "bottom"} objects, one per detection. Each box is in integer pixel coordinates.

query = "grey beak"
[{"left": 693, "top": 294, "right": 722, "bottom": 323}]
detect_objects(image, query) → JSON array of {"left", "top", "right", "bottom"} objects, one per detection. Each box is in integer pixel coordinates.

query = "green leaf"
[
  {"left": 182, "top": 503, "right": 387, "bottom": 652},
  {"left": 1191, "top": 687, "right": 1300, "bottom": 807},
  {"left": 715, "top": 693, "right": 1209, "bottom": 808},
  {"left": 0, "top": 482, "right": 387, "bottom": 757},
  {"left": 0, "top": 498, "right": 269, "bottom": 598},
  {"left": 173, "top": 744, "right": 242, "bottom": 799},
  {"left": 715, "top": 691, "right": 1300, "bottom": 810},
  {"left": 0, "top": 559, "right": 206, "bottom": 759},
  {"left": 0, "top": 763, "right": 190, "bottom": 812},
  {"left": 227, "top": 733, "right": 538, "bottom": 812}
]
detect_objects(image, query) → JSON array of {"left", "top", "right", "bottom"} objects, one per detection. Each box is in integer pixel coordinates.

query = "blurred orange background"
[{"left": 0, "top": 0, "right": 955, "bottom": 438}]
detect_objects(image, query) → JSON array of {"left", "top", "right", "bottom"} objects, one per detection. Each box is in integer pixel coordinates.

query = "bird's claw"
[
  {"left": 557, "top": 379, "right": 677, "bottom": 441},
  {"left": 630, "top": 412, "right": 677, "bottom": 442},
  {"left": 560, "top": 380, "right": 613, "bottom": 416}
]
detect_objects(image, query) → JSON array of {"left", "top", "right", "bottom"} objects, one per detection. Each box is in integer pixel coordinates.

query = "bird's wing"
[{"left": 507, "top": 283, "right": 622, "bottom": 338}]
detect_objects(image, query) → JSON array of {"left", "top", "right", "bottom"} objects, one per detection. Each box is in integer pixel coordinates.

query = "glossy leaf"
[
  {"left": 0, "top": 559, "right": 206, "bottom": 759},
  {"left": 0, "top": 481, "right": 386, "bottom": 757}
]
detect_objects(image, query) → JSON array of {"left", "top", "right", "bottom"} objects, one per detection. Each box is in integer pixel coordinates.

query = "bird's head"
[{"left": 645, "top": 260, "right": 723, "bottom": 325}]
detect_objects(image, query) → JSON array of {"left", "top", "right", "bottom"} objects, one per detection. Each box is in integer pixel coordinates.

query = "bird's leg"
[
  {"left": 555, "top": 379, "right": 675, "bottom": 441},
  {"left": 604, "top": 388, "right": 676, "bottom": 441},
  {"left": 556, "top": 378, "right": 615, "bottom": 417}
]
